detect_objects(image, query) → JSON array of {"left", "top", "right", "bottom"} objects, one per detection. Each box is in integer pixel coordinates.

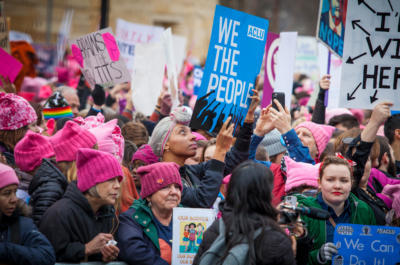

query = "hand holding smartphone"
[{"left": 271, "top": 92, "right": 285, "bottom": 111}]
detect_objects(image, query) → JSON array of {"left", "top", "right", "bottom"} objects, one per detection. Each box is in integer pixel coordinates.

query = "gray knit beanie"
[
  {"left": 150, "top": 107, "right": 192, "bottom": 157},
  {"left": 259, "top": 129, "right": 287, "bottom": 157}
]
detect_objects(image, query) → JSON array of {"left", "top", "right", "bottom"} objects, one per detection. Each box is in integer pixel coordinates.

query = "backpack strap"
[{"left": 10, "top": 218, "right": 20, "bottom": 245}]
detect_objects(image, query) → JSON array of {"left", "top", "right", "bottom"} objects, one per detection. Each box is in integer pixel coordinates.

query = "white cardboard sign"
[
  {"left": 339, "top": 0, "right": 400, "bottom": 110},
  {"left": 172, "top": 208, "right": 215, "bottom": 265}
]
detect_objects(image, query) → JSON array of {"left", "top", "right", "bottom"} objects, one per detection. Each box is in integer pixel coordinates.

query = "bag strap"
[
  {"left": 10, "top": 218, "right": 20, "bottom": 245},
  {"left": 329, "top": 217, "right": 337, "bottom": 228}
]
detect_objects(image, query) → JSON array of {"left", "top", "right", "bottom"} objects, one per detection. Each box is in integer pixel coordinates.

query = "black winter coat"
[
  {"left": 180, "top": 121, "right": 253, "bottom": 208},
  {"left": 193, "top": 206, "right": 296, "bottom": 265},
  {"left": 38, "top": 181, "right": 117, "bottom": 263},
  {"left": 0, "top": 200, "right": 56, "bottom": 265},
  {"left": 28, "top": 158, "right": 69, "bottom": 225}
]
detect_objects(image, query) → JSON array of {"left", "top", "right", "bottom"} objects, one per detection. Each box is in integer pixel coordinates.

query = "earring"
[{"left": 148, "top": 201, "right": 152, "bottom": 208}]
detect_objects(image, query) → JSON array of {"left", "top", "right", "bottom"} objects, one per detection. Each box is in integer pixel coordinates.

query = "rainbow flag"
[{"left": 43, "top": 106, "right": 73, "bottom": 120}]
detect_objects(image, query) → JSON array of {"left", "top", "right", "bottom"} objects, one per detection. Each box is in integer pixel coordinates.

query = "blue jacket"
[
  {"left": 249, "top": 129, "right": 315, "bottom": 167},
  {"left": 0, "top": 204, "right": 56, "bottom": 265}
]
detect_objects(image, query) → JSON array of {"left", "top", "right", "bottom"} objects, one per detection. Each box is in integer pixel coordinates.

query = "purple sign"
[{"left": 261, "top": 32, "right": 280, "bottom": 108}]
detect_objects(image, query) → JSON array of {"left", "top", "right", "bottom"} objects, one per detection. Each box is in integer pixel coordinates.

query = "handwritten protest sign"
[
  {"left": 193, "top": 66, "right": 203, "bottom": 96},
  {"left": 316, "top": 0, "right": 348, "bottom": 58},
  {"left": 68, "top": 28, "right": 131, "bottom": 89},
  {"left": 131, "top": 42, "right": 165, "bottom": 116},
  {"left": 333, "top": 224, "right": 400, "bottom": 265},
  {"left": 261, "top": 32, "right": 279, "bottom": 108},
  {"left": 0, "top": 47, "right": 22, "bottom": 86},
  {"left": 339, "top": 0, "right": 400, "bottom": 110},
  {"left": 190, "top": 5, "right": 269, "bottom": 132},
  {"left": 0, "top": 18, "right": 9, "bottom": 53},
  {"left": 172, "top": 208, "right": 215, "bottom": 265},
  {"left": 115, "top": 19, "right": 164, "bottom": 74}
]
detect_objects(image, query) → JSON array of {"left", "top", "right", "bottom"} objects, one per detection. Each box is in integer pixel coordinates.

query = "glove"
[
  {"left": 160, "top": 93, "right": 172, "bottom": 116},
  {"left": 317, "top": 242, "right": 338, "bottom": 264},
  {"left": 92, "top": 84, "right": 106, "bottom": 106}
]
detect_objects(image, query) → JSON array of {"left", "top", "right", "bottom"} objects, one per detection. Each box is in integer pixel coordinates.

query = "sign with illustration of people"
[
  {"left": 172, "top": 208, "right": 215, "bottom": 264},
  {"left": 317, "top": 0, "right": 348, "bottom": 58},
  {"left": 338, "top": 0, "right": 400, "bottom": 110},
  {"left": 189, "top": 5, "right": 269, "bottom": 133}
]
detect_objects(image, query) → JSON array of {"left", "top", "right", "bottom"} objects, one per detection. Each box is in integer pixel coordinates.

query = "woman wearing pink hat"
[
  {"left": 116, "top": 162, "right": 184, "bottom": 265},
  {"left": 0, "top": 92, "right": 40, "bottom": 165},
  {"left": 0, "top": 164, "right": 56, "bottom": 265},
  {"left": 38, "top": 149, "right": 123, "bottom": 263}
]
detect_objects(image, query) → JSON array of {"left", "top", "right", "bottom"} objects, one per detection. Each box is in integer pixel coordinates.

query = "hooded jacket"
[
  {"left": 180, "top": 122, "right": 253, "bottom": 208},
  {"left": 115, "top": 199, "right": 183, "bottom": 265},
  {"left": 28, "top": 158, "right": 69, "bottom": 225},
  {"left": 295, "top": 193, "right": 376, "bottom": 265},
  {"left": 193, "top": 203, "right": 296, "bottom": 265},
  {"left": 38, "top": 181, "right": 117, "bottom": 263},
  {"left": 0, "top": 200, "right": 56, "bottom": 265}
]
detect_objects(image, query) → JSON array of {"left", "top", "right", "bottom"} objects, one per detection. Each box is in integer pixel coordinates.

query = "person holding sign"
[
  {"left": 294, "top": 154, "right": 376, "bottom": 265},
  {"left": 116, "top": 162, "right": 184, "bottom": 265},
  {"left": 149, "top": 99, "right": 258, "bottom": 208}
]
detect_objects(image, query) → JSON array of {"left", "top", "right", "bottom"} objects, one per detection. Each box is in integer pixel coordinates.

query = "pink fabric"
[
  {"left": 49, "top": 121, "right": 97, "bottom": 162},
  {"left": 0, "top": 164, "right": 19, "bottom": 189},
  {"left": 46, "top": 119, "right": 55, "bottom": 136},
  {"left": 138, "top": 162, "right": 182, "bottom": 198},
  {"left": 222, "top": 174, "right": 231, "bottom": 193},
  {"left": 17, "top": 91, "right": 35, "bottom": 102},
  {"left": 20, "top": 76, "right": 48, "bottom": 102},
  {"left": 74, "top": 113, "right": 125, "bottom": 163},
  {"left": 382, "top": 184, "right": 400, "bottom": 218},
  {"left": 349, "top": 109, "right": 364, "bottom": 125},
  {"left": 14, "top": 130, "right": 55, "bottom": 171},
  {"left": 284, "top": 156, "right": 320, "bottom": 193},
  {"left": 369, "top": 168, "right": 400, "bottom": 189},
  {"left": 295, "top": 122, "right": 335, "bottom": 159},
  {"left": 0, "top": 92, "right": 37, "bottom": 130},
  {"left": 325, "top": 108, "right": 353, "bottom": 124},
  {"left": 56, "top": 67, "right": 69, "bottom": 83},
  {"left": 76, "top": 149, "right": 123, "bottom": 192},
  {"left": 132, "top": 144, "right": 159, "bottom": 165},
  {"left": 88, "top": 119, "right": 117, "bottom": 155},
  {"left": 192, "top": 132, "right": 207, "bottom": 142}
]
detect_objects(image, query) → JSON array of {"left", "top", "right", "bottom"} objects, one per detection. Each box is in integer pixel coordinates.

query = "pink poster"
[{"left": 261, "top": 33, "right": 280, "bottom": 108}]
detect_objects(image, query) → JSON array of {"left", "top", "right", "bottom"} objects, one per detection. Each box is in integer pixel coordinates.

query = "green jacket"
[
  {"left": 295, "top": 193, "right": 376, "bottom": 265},
  {"left": 130, "top": 198, "right": 184, "bottom": 251}
]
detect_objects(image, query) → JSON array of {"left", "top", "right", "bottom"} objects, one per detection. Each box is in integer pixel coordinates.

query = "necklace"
[{"left": 365, "top": 190, "right": 388, "bottom": 213}]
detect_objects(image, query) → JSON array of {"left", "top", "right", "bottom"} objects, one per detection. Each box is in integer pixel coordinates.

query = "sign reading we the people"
[
  {"left": 338, "top": 0, "right": 400, "bottom": 110},
  {"left": 69, "top": 27, "right": 131, "bottom": 89},
  {"left": 172, "top": 208, "right": 215, "bottom": 265},
  {"left": 316, "top": 0, "right": 348, "bottom": 58},
  {"left": 332, "top": 224, "right": 400, "bottom": 265},
  {"left": 189, "top": 5, "right": 269, "bottom": 133}
]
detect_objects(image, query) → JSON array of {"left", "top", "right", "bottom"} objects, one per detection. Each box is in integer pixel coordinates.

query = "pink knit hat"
[
  {"left": 0, "top": 164, "right": 19, "bottom": 190},
  {"left": 132, "top": 144, "right": 159, "bottom": 165},
  {"left": 284, "top": 157, "right": 320, "bottom": 193},
  {"left": 88, "top": 119, "right": 117, "bottom": 155},
  {"left": 192, "top": 132, "right": 207, "bottom": 142},
  {"left": 0, "top": 92, "right": 37, "bottom": 130},
  {"left": 76, "top": 149, "right": 123, "bottom": 192},
  {"left": 325, "top": 108, "right": 352, "bottom": 124},
  {"left": 295, "top": 122, "right": 335, "bottom": 159},
  {"left": 138, "top": 162, "right": 182, "bottom": 198},
  {"left": 50, "top": 121, "right": 97, "bottom": 162},
  {"left": 14, "top": 130, "right": 55, "bottom": 171},
  {"left": 382, "top": 184, "right": 400, "bottom": 218}
]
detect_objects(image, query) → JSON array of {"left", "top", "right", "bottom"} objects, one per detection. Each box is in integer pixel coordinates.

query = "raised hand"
[
  {"left": 319, "top": 75, "right": 331, "bottom": 90},
  {"left": 269, "top": 99, "right": 292, "bottom": 134},
  {"left": 213, "top": 117, "right": 235, "bottom": 162},
  {"left": 254, "top": 104, "right": 274, "bottom": 137}
]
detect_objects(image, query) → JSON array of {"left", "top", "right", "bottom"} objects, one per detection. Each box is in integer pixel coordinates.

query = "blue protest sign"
[
  {"left": 189, "top": 5, "right": 269, "bottom": 132},
  {"left": 193, "top": 66, "right": 203, "bottom": 96},
  {"left": 332, "top": 224, "right": 400, "bottom": 265}
]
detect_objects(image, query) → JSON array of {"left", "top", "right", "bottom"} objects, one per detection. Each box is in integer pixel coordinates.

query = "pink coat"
[{"left": 368, "top": 168, "right": 400, "bottom": 209}]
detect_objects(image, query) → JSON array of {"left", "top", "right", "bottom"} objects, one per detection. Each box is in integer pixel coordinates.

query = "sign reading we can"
[
  {"left": 69, "top": 27, "right": 131, "bottom": 89},
  {"left": 190, "top": 5, "right": 269, "bottom": 133}
]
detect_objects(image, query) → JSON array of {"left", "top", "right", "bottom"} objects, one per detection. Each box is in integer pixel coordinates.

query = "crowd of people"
[{"left": 1, "top": 43, "right": 400, "bottom": 265}]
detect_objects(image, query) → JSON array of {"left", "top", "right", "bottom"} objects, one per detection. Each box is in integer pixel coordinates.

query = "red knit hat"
[
  {"left": 138, "top": 162, "right": 182, "bottom": 198},
  {"left": 14, "top": 130, "right": 55, "bottom": 171},
  {"left": 0, "top": 92, "right": 37, "bottom": 130},
  {"left": 76, "top": 149, "right": 124, "bottom": 192},
  {"left": 49, "top": 121, "right": 97, "bottom": 162}
]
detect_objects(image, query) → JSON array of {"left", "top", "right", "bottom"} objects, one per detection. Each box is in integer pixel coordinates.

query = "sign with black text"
[{"left": 339, "top": 0, "right": 400, "bottom": 110}]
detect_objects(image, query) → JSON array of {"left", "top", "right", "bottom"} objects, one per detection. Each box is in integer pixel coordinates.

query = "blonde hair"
[{"left": 291, "top": 117, "right": 308, "bottom": 129}]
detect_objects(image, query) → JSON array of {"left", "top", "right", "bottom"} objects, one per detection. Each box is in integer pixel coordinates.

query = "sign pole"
[{"left": 324, "top": 51, "right": 331, "bottom": 107}]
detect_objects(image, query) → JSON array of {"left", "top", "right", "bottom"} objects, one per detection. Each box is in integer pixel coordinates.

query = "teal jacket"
[{"left": 295, "top": 193, "right": 376, "bottom": 265}]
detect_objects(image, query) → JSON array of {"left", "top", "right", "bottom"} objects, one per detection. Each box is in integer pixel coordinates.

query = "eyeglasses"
[{"left": 129, "top": 162, "right": 147, "bottom": 172}]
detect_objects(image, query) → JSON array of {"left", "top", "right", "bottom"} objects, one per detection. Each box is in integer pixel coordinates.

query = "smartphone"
[
  {"left": 285, "top": 196, "right": 297, "bottom": 207},
  {"left": 271, "top": 92, "right": 285, "bottom": 111}
]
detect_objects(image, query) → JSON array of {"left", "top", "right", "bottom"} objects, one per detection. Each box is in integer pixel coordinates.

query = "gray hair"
[
  {"left": 150, "top": 107, "right": 192, "bottom": 157},
  {"left": 56, "top": 86, "right": 77, "bottom": 96}
]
